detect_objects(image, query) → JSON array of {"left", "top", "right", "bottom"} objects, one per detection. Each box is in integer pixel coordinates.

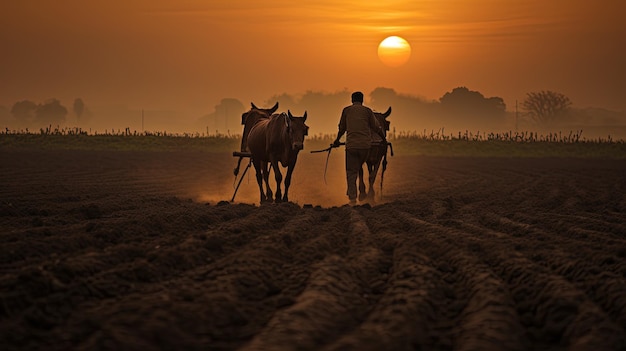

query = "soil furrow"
[
  {"left": 402, "top": 214, "right": 626, "bottom": 350},
  {"left": 396, "top": 212, "right": 529, "bottom": 351}
]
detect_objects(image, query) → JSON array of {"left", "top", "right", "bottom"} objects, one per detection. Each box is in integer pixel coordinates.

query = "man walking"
[{"left": 333, "top": 91, "right": 386, "bottom": 205}]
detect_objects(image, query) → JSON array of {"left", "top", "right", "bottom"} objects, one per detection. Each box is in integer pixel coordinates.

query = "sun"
[{"left": 377, "top": 36, "right": 411, "bottom": 67}]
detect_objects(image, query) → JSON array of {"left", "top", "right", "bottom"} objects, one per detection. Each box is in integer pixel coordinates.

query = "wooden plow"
[{"left": 231, "top": 151, "right": 252, "bottom": 202}]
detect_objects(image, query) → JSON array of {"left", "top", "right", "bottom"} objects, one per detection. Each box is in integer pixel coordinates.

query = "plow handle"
[{"left": 233, "top": 151, "right": 252, "bottom": 158}]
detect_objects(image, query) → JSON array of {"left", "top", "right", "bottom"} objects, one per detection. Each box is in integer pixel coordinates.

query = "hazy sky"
[{"left": 1, "top": 0, "right": 625, "bottom": 122}]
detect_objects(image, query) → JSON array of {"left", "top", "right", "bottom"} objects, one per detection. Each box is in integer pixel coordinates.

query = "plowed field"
[{"left": 1, "top": 150, "right": 625, "bottom": 350}]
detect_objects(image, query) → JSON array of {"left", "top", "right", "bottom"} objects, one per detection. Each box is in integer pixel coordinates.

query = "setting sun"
[{"left": 377, "top": 36, "right": 412, "bottom": 67}]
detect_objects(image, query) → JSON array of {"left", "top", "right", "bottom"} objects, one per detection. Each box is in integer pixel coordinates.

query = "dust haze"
[
  {"left": 128, "top": 149, "right": 392, "bottom": 208},
  {"left": 194, "top": 152, "right": 395, "bottom": 208}
]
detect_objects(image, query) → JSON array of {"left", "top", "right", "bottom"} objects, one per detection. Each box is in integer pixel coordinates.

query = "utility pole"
[
  {"left": 142, "top": 109, "right": 144, "bottom": 132},
  {"left": 515, "top": 100, "right": 518, "bottom": 132}
]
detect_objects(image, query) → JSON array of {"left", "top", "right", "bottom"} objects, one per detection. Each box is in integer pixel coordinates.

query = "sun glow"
[{"left": 377, "top": 36, "right": 411, "bottom": 67}]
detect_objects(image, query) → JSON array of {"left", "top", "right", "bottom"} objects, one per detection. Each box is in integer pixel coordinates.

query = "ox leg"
[
  {"left": 272, "top": 161, "right": 283, "bottom": 203},
  {"left": 262, "top": 162, "right": 273, "bottom": 203},
  {"left": 283, "top": 165, "right": 295, "bottom": 203},
  {"left": 253, "top": 159, "right": 267, "bottom": 203},
  {"left": 282, "top": 153, "right": 299, "bottom": 203},
  {"left": 368, "top": 162, "right": 381, "bottom": 200},
  {"left": 358, "top": 165, "right": 368, "bottom": 202}
]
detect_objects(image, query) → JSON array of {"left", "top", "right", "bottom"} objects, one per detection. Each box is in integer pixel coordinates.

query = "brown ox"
[
  {"left": 234, "top": 102, "right": 279, "bottom": 177},
  {"left": 358, "top": 106, "right": 392, "bottom": 201},
  {"left": 246, "top": 110, "right": 309, "bottom": 203},
  {"left": 240, "top": 102, "right": 279, "bottom": 152}
]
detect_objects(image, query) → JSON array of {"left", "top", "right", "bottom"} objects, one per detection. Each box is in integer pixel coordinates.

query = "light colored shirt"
[{"left": 338, "top": 102, "right": 381, "bottom": 149}]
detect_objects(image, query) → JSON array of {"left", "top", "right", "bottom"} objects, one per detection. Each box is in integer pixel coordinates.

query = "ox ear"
[
  {"left": 303, "top": 111, "right": 307, "bottom": 121},
  {"left": 383, "top": 106, "right": 392, "bottom": 118},
  {"left": 269, "top": 102, "right": 279, "bottom": 114}
]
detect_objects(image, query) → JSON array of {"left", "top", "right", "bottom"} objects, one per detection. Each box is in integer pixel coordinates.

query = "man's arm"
[{"left": 334, "top": 109, "right": 347, "bottom": 146}]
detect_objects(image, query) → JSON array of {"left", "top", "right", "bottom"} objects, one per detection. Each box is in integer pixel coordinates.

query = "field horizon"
[{"left": 2, "top": 130, "right": 625, "bottom": 159}]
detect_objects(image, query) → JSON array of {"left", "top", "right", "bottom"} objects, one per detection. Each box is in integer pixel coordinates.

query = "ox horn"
[
  {"left": 303, "top": 111, "right": 307, "bottom": 121},
  {"left": 383, "top": 106, "right": 392, "bottom": 118},
  {"left": 269, "top": 101, "right": 279, "bottom": 114}
]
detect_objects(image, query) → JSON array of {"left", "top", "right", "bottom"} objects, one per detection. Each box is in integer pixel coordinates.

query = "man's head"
[{"left": 351, "top": 91, "right": 364, "bottom": 103}]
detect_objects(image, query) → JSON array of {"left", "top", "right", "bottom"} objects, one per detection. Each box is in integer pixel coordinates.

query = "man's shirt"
[{"left": 338, "top": 102, "right": 380, "bottom": 149}]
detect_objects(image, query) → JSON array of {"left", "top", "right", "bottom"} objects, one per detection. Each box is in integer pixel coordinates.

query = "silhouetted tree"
[
  {"left": 73, "top": 98, "right": 85, "bottom": 121},
  {"left": 522, "top": 90, "right": 572, "bottom": 125},
  {"left": 35, "top": 99, "right": 67, "bottom": 125},
  {"left": 266, "top": 92, "right": 297, "bottom": 109},
  {"left": 370, "top": 87, "right": 399, "bottom": 104},
  {"left": 369, "top": 87, "right": 445, "bottom": 133},
  {"left": 11, "top": 100, "right": 37, "bottom": 123},
  {"left": 440, "top": 87, "right": 506, "bottom": 115},
  {"left": 439, "top": 87, "right": 506, "bottom": 129}
]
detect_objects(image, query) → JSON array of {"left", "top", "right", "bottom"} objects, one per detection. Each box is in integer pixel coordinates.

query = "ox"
[
  {"left": 240, "top": 102, "right": 279, "bottom": 153},
  {"left": 234, "top": 102, "right": 279, "bottom": 177},
  {"left": 358, "top": 106, "right": 392, "bottom": 201},
  {"left": 246, "top": 110, "right": 309, "bottom": 203}
]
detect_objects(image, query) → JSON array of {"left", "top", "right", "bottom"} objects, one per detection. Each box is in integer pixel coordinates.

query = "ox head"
[
  {"left": 241, "top": 101, "right": 279, "bottom": 125},
  {"left": 287, "top": 110, "right": 309, "bottom": 151},
  {"left": 374, "top": 106, "right": 392, "bottom": 134}
]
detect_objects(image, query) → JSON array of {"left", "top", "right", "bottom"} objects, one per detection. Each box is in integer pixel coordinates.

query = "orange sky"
[{"left": 1, "top": 0, "right": 625, "bottom": 125}]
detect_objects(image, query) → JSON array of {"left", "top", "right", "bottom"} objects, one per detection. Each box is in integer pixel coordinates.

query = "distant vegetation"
[
  {"left": 3, "top": 87, "right": 625, "bottom": 139},
  {"left": 1, "top": 127, "right": 624, "bottom": 158},
  {"left": 0, "top": 127, "right": 239, "bottom": 152}
]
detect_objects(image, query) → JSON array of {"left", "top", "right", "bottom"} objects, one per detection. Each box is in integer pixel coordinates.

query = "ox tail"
[
  {"left": 380, "top": 151, "right": 387, "bottom": 200},
  {"left": 380, "top": 142, "right": 392, "bottom": 200}
]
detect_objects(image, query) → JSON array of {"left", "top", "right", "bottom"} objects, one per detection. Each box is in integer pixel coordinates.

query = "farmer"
[{"left": 333, "top": 91, "right": 386, "bottom": 205}]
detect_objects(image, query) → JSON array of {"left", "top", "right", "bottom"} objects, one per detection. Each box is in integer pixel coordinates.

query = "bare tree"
[{"left": 522, "top": 90, "right": 572, "bottom": 125}]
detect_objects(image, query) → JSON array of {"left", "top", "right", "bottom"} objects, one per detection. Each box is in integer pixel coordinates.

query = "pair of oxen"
[{"left": 236, "top": 102, "right": 392, "bottom": 204}]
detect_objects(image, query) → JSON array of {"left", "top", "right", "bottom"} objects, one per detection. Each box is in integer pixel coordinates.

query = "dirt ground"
[{"left": 1, "top": 149, "right": 625, "bottom": 350}]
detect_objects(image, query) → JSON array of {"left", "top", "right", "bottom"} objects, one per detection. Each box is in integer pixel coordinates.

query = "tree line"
[
  {"left": 4, "top": 89, "right": 573, "bottom": 133},
  {"left": 8, "top": 98, "right": 86, "bottom": 127},
  {"left": 250, "top": 87, "right": 574, "bottom": 134}
]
